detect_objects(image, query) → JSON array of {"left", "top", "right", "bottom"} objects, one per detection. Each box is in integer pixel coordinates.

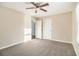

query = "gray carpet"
[{"left": 0, "top": 39, "right": 76, "bottom": 56}]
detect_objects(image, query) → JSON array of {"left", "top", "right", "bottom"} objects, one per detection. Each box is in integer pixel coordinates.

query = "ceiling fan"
[{"left": 26, "top": 2, "right": 49, "bottom": 13}]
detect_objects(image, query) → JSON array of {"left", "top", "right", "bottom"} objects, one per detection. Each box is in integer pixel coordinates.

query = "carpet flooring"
[{"left": 0, "top": 39, "right": 76, "bottom": 56}]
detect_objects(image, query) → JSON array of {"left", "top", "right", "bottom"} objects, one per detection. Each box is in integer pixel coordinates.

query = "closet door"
[
  {"left": 43, "top": 17, "right": 52, "bottom": 40},
  {"left": 35, "top": 20, "right": 42, "bottom": 39}
]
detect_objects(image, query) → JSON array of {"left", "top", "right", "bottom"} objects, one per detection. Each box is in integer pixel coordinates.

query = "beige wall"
[
  {"left": 72, "top": 3, "right": 79, "bottom": 56},
  {"left": 0, "top": 6, "right": 24, "bottom": 49},
  {"left": 36, "top": 12, "right": 72, "bottom": 43},
  {"left": 51, "top": 12, "right": 72, "bottom": 43},
  {"left": 24, "top": 15, "right": 31, "bottom": 28}
]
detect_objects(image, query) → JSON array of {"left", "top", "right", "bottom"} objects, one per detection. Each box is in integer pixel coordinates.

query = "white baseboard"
[
  {"left": 0, "top": 41, "right": 24, "bottom": 50},
  {"left": 51, "top": 39, "right": 72, "bottom": 44},
  {"left": 35, "top": 38, "right": 72, "bottom": 44},
  {"left": 72, "top": 43, "right": 78, "bottom": 56},
  {"left": 0, "top": 39, "right": 72, "bottom": 51}
]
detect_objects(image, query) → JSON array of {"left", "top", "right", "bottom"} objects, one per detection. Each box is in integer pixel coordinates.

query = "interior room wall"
[
  {"left": 39, "top": 12, "right": 72, "bottom": 43},
  {"left": 72, "top": 3, "right": 79, "bottom": 56},
  {"left": 51, "top": 12, "right": 72, "bottom": 43},
  {"left": 24, "top": 15, "right": 32, "bottom": 42},
  {"left": 0, "top": 6, "right": 24, "bottom": 49}
]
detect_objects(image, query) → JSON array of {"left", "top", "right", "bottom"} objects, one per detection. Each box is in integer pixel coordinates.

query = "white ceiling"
[{"left": 0, "top": 2, "right": 76, "bottom": 17}]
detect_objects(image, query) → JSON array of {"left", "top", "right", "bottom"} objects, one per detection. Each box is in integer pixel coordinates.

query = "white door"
[
  {"left": 35, "top": 20, "right": 42, "bottom": 39},
  {"left": 43, "top": 17, "right": 52, "bottom": 40}
]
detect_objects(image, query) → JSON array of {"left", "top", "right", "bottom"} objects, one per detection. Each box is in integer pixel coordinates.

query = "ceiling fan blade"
[
  {"left": 30, "top": 2, "right": 37, "bottom": 8},
  {"left": 40, "top": 8, "right": 47, "bottom": 12},
  {"left": 35, "top": 10, "right": 37, "bottom": 13},
  {"left": 26, "top": 7, "right": 36, "bottom": 9},
  {"left": 40, "top": 3, "right": 49, "bottom": 7}
]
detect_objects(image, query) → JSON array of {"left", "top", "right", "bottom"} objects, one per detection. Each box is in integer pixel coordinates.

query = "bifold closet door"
[
  {"left": 43, "top": 18, "right": 52, "bottom": 40},
  {"left": 35, "top": 20, "right": 42, "bottom": 39}
]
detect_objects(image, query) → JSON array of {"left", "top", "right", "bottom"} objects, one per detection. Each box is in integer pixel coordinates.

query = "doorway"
[{"left": 32, "top": 17, "right": 52, "bottom": 40}]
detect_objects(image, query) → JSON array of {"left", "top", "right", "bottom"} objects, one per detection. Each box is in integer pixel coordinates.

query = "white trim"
[
  {"left": 50, "top": 39, "right": 72, "bottom": 44},
  {"left": 0, "top": 39, "right": 72, "bottom": 51},
  {"left": 72, "top": 43, "right": 78, "bottom": 56},
  {"left": 0, "top": 41, "right": 24, "bottom": 50},
  {"left": 35, "top": 38, "right": 72, "bottom": 44}
]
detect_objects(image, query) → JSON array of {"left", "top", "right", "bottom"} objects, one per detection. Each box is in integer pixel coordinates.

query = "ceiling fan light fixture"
[
  {"left": 26, "top": 2, "right": 49, "bottom": 13},
  {"left": 35, "top": 10, "right": 37, "bottom": 13}
]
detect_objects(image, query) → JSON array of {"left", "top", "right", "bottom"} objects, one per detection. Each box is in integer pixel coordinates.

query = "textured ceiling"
[{"left": 0, "top": 2, "right": 76, "bottom": 17}]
